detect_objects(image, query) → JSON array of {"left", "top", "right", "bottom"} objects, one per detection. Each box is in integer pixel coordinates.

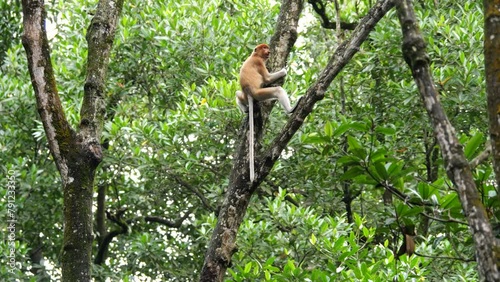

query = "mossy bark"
[
  {"left": 21, "top": 0, "right": 124, "bottom": 280},
  {"left": 485, "top": 0, "right": 500, "bottom": 202}
]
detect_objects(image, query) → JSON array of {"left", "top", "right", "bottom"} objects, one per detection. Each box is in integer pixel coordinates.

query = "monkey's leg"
[
  {"left": 254, "top": 87, "right": 298, "bottom": 114},
  {"left": 236, "top": 90, "right": 249, "bottom": 113}
]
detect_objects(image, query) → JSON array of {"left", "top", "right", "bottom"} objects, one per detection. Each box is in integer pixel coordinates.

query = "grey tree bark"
[{"left": 396, "top": 0, "right": 499, "bottom": 280}]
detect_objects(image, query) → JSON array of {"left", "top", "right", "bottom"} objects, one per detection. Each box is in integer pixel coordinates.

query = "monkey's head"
[{"left": 254, "top": 44, "right": 270, "bottom": 60}]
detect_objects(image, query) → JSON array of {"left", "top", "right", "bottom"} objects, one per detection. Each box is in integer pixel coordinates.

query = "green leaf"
[
  {"left": 265, "top": 257, "right": 276, "bottom": 266},
  {"left": 302, "top": 133, "right": 328, "bottom": 144},
  {"left": 324, "top": 121, "right": 334, "bottom": 137},
  {"left": 351, "top": 148, "right": 368, "bottom": 160},
  {"left": 375, "top": 126, "right": 396, "bottom": 135},
  {"left": 417, "top": 182, "right": 438, "bottom": 200},
  {"left": 441, "top": 193, "right": 461, "bottom": 209},
  {"left": 340, "top": 166, "right": 365, "bottom": 181},
  {"left": 350, "top": 122, "right": 369, "bottom": 131},
  {"left": 244, "top": 262, "right": 252, "bottom": 273},
  {"left": 403, "top": 207, "right": 424, "bottom": 217},
  {"left": 362, "top": 227, "right": 370, "bottom": 238},
  {"left": 395, "top": 204, "right": 409, "bottom": 217},
  {"left": 284, "top": 260, "right": 296, "bottom": 273},
  {"left": 347, "top": 136, "right": 363, "bottom": 150},
  {"left": 464, "top": 132, "right": 484, "bottom": 159},
  {"left": 370, "top": 149, "right": 388, "bottom": 163},
  {"left": 310, "top": 233, "right": 317, "bottom": 245},
  {"left": 361, "top": 262, "right": 369, "bottom": 276},
  {"left": 333, "top": 122, "right": 353, "bottom": 137},
  {"left": 374, "top": 162, "right": 388, "bottom": 180},
  {"left": 355, "top": 175, "right": 379, "bottom": 185},
  {"left": 333, "top": 236, "right": 346, "bottom": 250},
  {"left": 337, "top": 155, "right": 362, "bottom": 166},
  {"left": 266, "top": 266, "right": 280, "bottom": 272},
  {"left": 459, "top": 51, "right": 466, "bottom": 66}
]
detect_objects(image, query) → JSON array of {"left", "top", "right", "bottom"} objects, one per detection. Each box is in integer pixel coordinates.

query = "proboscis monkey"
[
  {"left": 236, "top": 43, "right": 300, "bottom": 182},
  {"left": 236, "top": 43, "right": 298, "bottom": 114}
]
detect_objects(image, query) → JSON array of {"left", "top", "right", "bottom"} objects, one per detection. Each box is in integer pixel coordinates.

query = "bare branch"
[
  {"left": 145, "top": 211, "right": 191, "bottom": 228},
  {"left": 165, "top": 169, "right": 215, "bottom": 212},
  {"left": 469, "top": 141, "right": 492, "bottom": 170},
  {"left": 79, "top": 0, "right": 125, "bottom": 162},
  {"left": 21, "top": 0, "right": 75, "bottom": 182},
  {"left": 94, "top": 209, "right": 129, "bottom": 265},
  {"left": 308, "top": 0, "right": 357, "bottom": 30},
  {"left": 420, "top": 212, "right": 468, "bottom": 225},
  {"left": 95, "top": 209, "right": 191, "bottom": 265}
]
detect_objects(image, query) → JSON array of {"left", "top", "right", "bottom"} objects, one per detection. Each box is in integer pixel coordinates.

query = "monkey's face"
[
  {"left": 254, "top": 44, "right": 270, "bottom": 59},
  {"left": 261, "top": 47, "right": 270, "bottom": 59}
]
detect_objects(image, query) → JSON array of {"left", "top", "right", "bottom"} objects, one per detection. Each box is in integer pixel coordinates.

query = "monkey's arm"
[{"left": 264, "top": 68, "right": 287, "bottom": 84}]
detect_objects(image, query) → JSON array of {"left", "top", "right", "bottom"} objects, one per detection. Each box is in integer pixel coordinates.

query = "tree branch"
[
  {"left": 257, "top": 0, "right": 396, "bottom": 183},
  {"left": 169, "top": 172, "right": 215, "bottom": 212},
  {"left": 79, "top": 0, "right": 124, "bottom": 163},
  {"left": 469, "top": 141, "right": 492, "bottom": 170},
  {"left": 414, "top": 251, "right": 476, "bottom": 262},
  {"left": 420, "top": 211, "right": 468, "bottom": 225},
  {"left": 396, "top": 0, "right": 499, "bottom": 280},
  {"left": 379, "top": 180, "right": 468, "bottom": 225},
  {"left": 94, "top": 209, "right": 191, "bottom": 265},
  {"left": 308, "top": 0, "right": 357, "bottom": 30},
  {"left": 145, "top": 211, "right": 191, "bottom": 228},
  {"left": 94, "top": 209, "right": 129, "bottom": 265},
  {"left": 21, "top": 0, "right": 75, "bottom": 183}
]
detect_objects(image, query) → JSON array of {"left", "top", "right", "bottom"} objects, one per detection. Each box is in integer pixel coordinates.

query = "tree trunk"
[
  {"left": 21, "top": 0, "right": 124, "bottom": 280},
  {"left": 62, "top": 158, "right": 97, "bottom": 281},
  {"left": 396, "top": 0, "right": 499, "bottom": 280},
  {"left": 95, "top": 184, "right": 107, "bottom": 247},
  {"left": 199, "top": 2, "right": 304, "bottom": 280},
  {"left": 199, "top": 0, "right": 395, "bottom": 280},
  {"left": 485, "top": 0, "right": 500, "bottom": 201}
]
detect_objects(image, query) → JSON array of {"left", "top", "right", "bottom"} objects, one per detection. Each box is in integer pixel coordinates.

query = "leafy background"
[{"left": 0, "top": 0, "right": 492, "bottom": 281}]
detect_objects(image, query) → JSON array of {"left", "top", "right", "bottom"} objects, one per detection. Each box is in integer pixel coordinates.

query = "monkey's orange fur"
[{"left": 236, "top": 44, "right": 295, "bottom": 113}]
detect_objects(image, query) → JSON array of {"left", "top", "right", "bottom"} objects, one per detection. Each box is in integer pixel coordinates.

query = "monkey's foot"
[{"left": 287, "top": 96, "right": 303, "bottom": 114}]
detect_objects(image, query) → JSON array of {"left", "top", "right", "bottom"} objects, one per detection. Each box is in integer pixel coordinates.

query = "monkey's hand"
[
  {"left": 279, "top": 68, "right": 287, "bottom": 77},
  {"left": 266, "top": 68, "right": 288, "bottom": 84}
]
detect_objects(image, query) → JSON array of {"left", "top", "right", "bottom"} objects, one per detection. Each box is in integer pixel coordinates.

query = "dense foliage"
[{"left": 1, "top": 0, "right": 493, "bottom": 281}]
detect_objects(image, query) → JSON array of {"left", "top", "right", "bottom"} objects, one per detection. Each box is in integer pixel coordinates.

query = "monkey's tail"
[{"left": 248, "top": 95, "right": 255, "bottom": 182}]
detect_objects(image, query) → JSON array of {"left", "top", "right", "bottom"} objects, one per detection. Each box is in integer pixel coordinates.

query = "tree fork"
[{"left": 22, "top": 0, "right": 124, "bottom": 280}]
